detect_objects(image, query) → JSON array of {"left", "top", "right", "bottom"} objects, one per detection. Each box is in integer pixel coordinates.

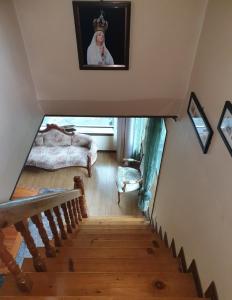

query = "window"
[
  {"left": 40, "top": 116, "right": 116, "bottom": 136},
  {"left": 41, "top": 117, "right": 114, "bottom": 128}
]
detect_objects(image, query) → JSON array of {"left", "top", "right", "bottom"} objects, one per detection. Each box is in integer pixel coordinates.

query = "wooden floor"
[{"left": 16, "top": 152, "right": 142, "bottom": 217}]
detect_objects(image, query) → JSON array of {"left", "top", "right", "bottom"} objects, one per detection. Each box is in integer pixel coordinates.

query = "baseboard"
[
  {"left": 178, "top": 247, "right": 187, "bottom": 273},
  {"left": 158, "top": 226, "right": 163, "bottom": 239},
  {"left": 151, "top": 222, "right": 219, "bottom": 300},
  {"left": 164, "top": 232, "right": 169, "bottom": 247},
  {"left": 170, "top": 238, "right": 177, "bottom": 258},
  {"left": 155, "top": 220, "right": 158, "bottom": 234},
  {"left": 188, "top": 259, "right": 203, "bottom": 297},
  {"left": 205, "top": 281, "right": 219, "bottom": 300}
]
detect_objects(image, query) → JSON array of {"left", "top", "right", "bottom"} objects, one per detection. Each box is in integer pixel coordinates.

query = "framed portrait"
[
  {"left": 217, "top": 101, "right": 232, "bottom": 156},
  {"left": 187, "top": 92, "right": 213, "bottom": 153},
  {"left": 72, "top": 1, "right": 131, "bottom": 70}
]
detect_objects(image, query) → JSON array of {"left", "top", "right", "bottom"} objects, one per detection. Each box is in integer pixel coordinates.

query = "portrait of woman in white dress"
[
  {"left": 87, "top": 12, "right": 114, "bottom": 65},
  {"left": 73, "top": 2, "right": 131, "bottom": 69},
  {"left": 87, "top": 30, "right": 114, "bottom": 65}
]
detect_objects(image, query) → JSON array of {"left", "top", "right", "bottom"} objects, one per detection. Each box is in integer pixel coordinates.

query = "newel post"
[
  {"left": 0, "top": 229, "right": 33, "bottom": 292},
  {"left": 73, "top": 176, "right": 88, "bottom": 218}
]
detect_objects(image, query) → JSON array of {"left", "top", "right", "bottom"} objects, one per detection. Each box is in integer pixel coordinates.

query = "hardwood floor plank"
[{"left": 17, "top": 153, "right": 142, "bottom": 217}]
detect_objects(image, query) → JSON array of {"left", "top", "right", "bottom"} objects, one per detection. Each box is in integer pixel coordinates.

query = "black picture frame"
[
  {"left": 187, "top": 92, "right": 213, "bottom": 153},
  {"left": 217, "top": 101, "right": 232, "bottom": 156},
  {"left": 72, "top": 1, "right": 131, "bottom": 70}
]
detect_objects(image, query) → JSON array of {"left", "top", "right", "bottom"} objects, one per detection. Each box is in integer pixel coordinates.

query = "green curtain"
[
  {"left": 131, "top": 118, "right": 147, "bottom": 159},
  {"left": 139, "top": 118, "right": 165, "bottom": 212}
]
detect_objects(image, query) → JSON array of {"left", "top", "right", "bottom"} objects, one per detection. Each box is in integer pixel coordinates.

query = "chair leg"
[
  {"left": 117, "top": 192, "right": 121, "bottom": 205},
  {"left": 87, "top": 155, "right": 91, "bottom": 177}
]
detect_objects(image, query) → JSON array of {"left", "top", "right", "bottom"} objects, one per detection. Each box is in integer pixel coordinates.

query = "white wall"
[
  {"left": 153, "top": 1, "right": 232, "bottom": 300},
  {"left": 0, "top": 0, "right": 43, "bottom": 203},
  {"left": 92, "top": 135, "right": 115, "bottom": 151},
  {"left": 13, "top": 0, "right": 207, "bottom": 116}
]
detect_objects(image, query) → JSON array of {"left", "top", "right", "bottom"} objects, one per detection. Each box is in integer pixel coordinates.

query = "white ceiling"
[{"left": 13, "top": 0, "right": 208, "bottom": 115}]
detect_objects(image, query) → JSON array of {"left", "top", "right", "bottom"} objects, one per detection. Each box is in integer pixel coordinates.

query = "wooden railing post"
[
  {"left": 71, "top": 199, "right": 79, "bottom": 225},
  {"left": 0, "top": 229, "right": 33, "bottom": 292},
  {"left": 61, "top": 203, "right": 72, "bottom": 233},
  {"left": 75, "top": 198, "right": 82, "bottom": 222},
  {"left": 15, "top": 221, "right": 47, "bottom": 272},
  {"left": 73, "top": 176, "right": 88, "bottom": 218},
  {"left": 44, "top": 209, "right": 62, "bottom": 247},
  {"left": 53, "top": 206, "right": 68, "bottom": 240},
  {"left": 31, "top": 214, "right": 56, "bottom": 258},
  {"left": 67, "top": 201, "right": 76, "bottom": 229}
]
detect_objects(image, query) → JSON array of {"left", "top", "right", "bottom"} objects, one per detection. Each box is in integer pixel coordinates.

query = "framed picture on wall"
[
  {"left": 187, "top": 92, "right": 213, "bottom": 153},
  {"left": 72, "top": 1, "right": 131, "bottom": 70},
  {"left": 217, "top": 101, "right": 232, "bottom": 156}
]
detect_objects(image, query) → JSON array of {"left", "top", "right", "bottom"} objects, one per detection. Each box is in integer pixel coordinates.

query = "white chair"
[{"left": 116, "top": 156, "right": 143, "bottom": 205}]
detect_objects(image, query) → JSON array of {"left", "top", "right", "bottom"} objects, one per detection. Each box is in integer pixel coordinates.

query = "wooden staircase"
[{"left": 1, "top": 216, "right": 202, "bottom": 300}]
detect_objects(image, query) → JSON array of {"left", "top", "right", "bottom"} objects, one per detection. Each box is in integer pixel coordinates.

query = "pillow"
[
  {"left": 43, "top": 130, "right": 72, "bottom": 146},
  {"left": 34, "top": 134, "right": 43, "bottom": 146},
  {"left": 71, "top": 133, "right": 91, "bottom": 147}
]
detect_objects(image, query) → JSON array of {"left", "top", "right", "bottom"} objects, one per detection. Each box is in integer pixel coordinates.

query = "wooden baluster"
[
  {"left": 31, "top": 214, "right": 56, "bottom": 258},
  {"left": 61, "top": 203, "right": 72, "bottom": 233},
  {"left": 44, "top": 209, "right": 62, "bottom": 247},
  {"left": 79, "top": 196, "right": 88, "bottom": 218},
  {"left": 15, "top": 221, "right": 47, "bottom": 272},
  {"left": 0, "top": 229, "right": 33, "bottom": 292},
  {"left": 74, "top": 175, "right": 85, "bottom": 195},
  {"left": 53, "top": 206, "right": 68, "bottom": 240},
  {"left": 75, "top": 198, "right": 82, "bottom": 222},
  {"left": 71, "top": 199, "right": 79, "bottom": 225},
  {"left": 74, "top": 176, "right": 88, "bottom": 218},
  {"left": 67, "top": 201, "right": 76, "bottom": 229}
]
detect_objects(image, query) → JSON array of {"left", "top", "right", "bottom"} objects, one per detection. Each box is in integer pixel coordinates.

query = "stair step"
[
  {"left": 2, "top": 272, "right": 198, "bottom": 297},
  {"left": 68, "top": 233, "right": 157, "bottom": 241},
  {"left": 0, "top": 297, "right": 202, "bottom": 300},
  {"left": 82, "top": 216, "right": 147, "bottom": 222},
  {"left": 38, "top": 247, "right": 174, "bottom": 260},
  {"left": 79, "top": 225, "right": 151, "bottom": 229},
  {"left": 22, "top": 257, "right": 179, "bottom": 272},
  {"left": 59, "top": 238, "right": 167, "bottom": 249},
  {"left": 75, "top": 228, "right": 155, "bottom": 235}
]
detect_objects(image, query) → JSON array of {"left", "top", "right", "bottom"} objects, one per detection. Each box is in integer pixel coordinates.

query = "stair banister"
[
  {"left": 0, "top": 175, "right": 86, "bottom": 293},
  {"left": 0, "top": 190, "right": 80, "bottom": 228}
]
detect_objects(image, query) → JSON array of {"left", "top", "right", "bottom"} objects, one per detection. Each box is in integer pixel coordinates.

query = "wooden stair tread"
[
  {"left": 0, "top": 297, "right": 202, "bottom": 300},
  {"left": 1, "top": 216, "right": 200, "bottom": 298},
  {"left": 22, "top": 257, "right": 180, "bottom": 272},
  {"left": 81, "top": 219, "right": 149, "bottom": 226},
  {"left": 68, "top": 233, "right": 159, "bottom": 241},
  {"left": 73, "top": 229, "right": 157, "bottom": 237},
  {"left": 79, "top": 225, "right": 151, "bottom": 229},
  {"left": 83, "top": 215, "right": 149, "bottom": 223},
  {"left": 0, "top": 297, "right": 201, "bottom": 300},
  {"left": 38, "top": 247, "right": 175, "bottom": 260},
  {"left": 2, "top": 272, "right": 198, "bottom": 297},
  {"left": 60, "top": 238, "right": 167, "bottom": 249}
]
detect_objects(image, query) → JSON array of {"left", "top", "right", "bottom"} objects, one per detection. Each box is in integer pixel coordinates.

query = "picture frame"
[
  {"left": 217, "top": 101, "right": 232, "bottom": 156},
  {"left": 72, "top": 1, "right": 131, "bottom": 70},
  {"left": 187, "top": 92, "right": 213, "bottom": 153}
]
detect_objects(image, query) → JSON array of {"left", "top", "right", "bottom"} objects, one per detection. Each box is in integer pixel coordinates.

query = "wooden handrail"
[
  {"left": 0, "top": 176, "right": 87, "bottom": 292},
  {"left": 0, "top": 190, "right": 80, "bottom": 229}
]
